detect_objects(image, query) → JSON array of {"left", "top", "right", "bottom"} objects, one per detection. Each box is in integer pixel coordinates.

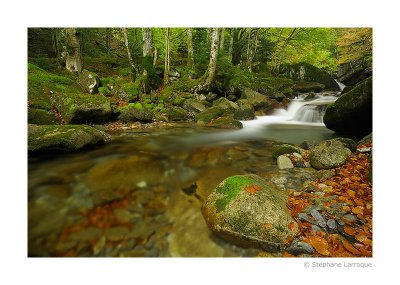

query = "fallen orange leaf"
[
  {"left": 304, "top": 235, "right": 330, "bottom": 256},
  {"left": 245, "top": 185, "right": 262, "bottom": 194}
]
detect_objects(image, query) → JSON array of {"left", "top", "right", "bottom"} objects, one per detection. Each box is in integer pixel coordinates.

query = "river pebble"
[{"left": 310, "top": 209, "right": 326, "bottom": 227}]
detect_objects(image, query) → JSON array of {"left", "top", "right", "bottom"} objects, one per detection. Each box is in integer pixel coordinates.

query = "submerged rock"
[
  {"left": 202, "top": 174, "right": 298, "bottom": 250},
  {"left": 310, "top": 140, "right": 351, "bottom": 170},
  {"left": 28, "top": 124, "right": 110, "bottom": 152},
  {"left": 87, "top": 156, "right": 164, "bottom": 206},
  {"left": 277, "top": 155, "right": 294, "bottom": 170}
]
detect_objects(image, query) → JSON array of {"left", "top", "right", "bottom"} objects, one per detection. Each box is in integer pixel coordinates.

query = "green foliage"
[{"left": 337, "top": 28, "right": 372, "bottom": 66}]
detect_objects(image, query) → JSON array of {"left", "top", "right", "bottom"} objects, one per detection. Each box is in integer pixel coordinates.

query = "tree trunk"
[
  {"left": 228, "top": 28, "right": 234, "bottom": 62},
  {"left": 275, "top": 28, "right": 298, "bottom": 72},
  {"left": 203, "top": 28, "right": 220, "bottom": 89},
  {"left": 63, "top": 28, "right": 82, "bottom": 73},
  {"left": 153, "top": 47, "right": 158, "bottom": 67},
  {"left": 142, "top": 28, "right": 153, "bottom": 76},
  {"left": 105, "top": 28, "right": 111, "bottom": 55},
  {"left": 164, "top": 28, "right": 170, "bottom": 85},
  {"left": 219, "top": 28, "right": 225, "bottom": 51},
  {"left": 187, "top": 28, "right": 194, "bottom": 69},
  {"left": 122, "top": 28, "right": 137, "bottom": 81}
]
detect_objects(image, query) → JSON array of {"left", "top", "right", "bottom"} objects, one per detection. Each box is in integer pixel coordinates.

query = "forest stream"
[{"left": 28, "top": 91, "right": 342, "bottom": 257}]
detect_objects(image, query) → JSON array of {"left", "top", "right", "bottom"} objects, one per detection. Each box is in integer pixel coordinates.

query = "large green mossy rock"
[
  {"left": 28, "top": 63, "right": 76, "bottom": 110},
  {"left": 241, "top": 88, "right": 274, "bottom": 112},
  {"left": 310, "top": 140, "right": 352, "bottom": 170},
  {"left": 212, "top": 97, "right": 239, "bottom": 112},
  {"left": 206, "top": 115, "right": 243, "bottom": 129},
  {"left": 202, "top": 174, "right": 298, "bottom": 250},
  {"left": 280, "top": 62, "right": 339, "bottom": 90},
  {"left": 76, "top": 70, "right": 100, "bottom": 94},
  {"left": 195, "top": 106, "right": 231, "bottom": 124},
  {"left": 182, "top": 98, "right": 206, "bottom": 113},
  {"left": 117, "top": 103, "right": 153, "bottom": 123},
  {"left": 234, "top": 99, "right": 255, "bottom": 120},
  {"left": 51, "top": 93, "right": 113, "bottom": 124},
  {"left": 323, "top": 77, "right": 372, "bottom": 136},
  {"left": 28, "top": 108, "right": 61, "bottom": 125},
  {"left": 165, "top": 106, "right": 191, "bottom": 121},
  {"left": 28, "top": 124, "right": 110, "bottom": 152}
]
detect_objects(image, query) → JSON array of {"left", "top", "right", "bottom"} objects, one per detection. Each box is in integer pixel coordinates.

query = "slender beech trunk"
[
  {"left": 187, "top": 28, "right": 194, "bottom": 69},
  {"left": 153, "top": 47, "right": 158, "bottom": 67},
  {"left": 122, "top": 28, "right": 137, "bottom": 81},
  {"left": 164, "top": 28, "right": 170, "bottom": 85},
  {"left": 203, "top": 28, "right": 220, "bottom": 89},
  {"left": 142, "top": 28, "right": 153, "bottom": 76},
  {"left": 63, "top": 28, "right": 82, "bottom": 73},
  {"left": 219, "top": 28, "right": 225, "bottom": 51},
  {"left": 228, "top": 28, "right": 234, "bottom": 62},
  {"left": 106, "top": 28, "right": 111, "bottom": 54}
]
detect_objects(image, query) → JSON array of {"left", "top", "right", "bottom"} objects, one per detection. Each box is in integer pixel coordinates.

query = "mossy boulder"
[
  {"left": 293, "top": 81, "right": 325, "bottom": 93},
  {"left": 310, "top": 140, "right": 352, "bottom": 170},
  {"left": 241, "top": 88, "right": 275, "bottom": 114},
  {"left": 195, "top": 106, "right": 231, "bottom": 125},
  {"left": 28, "top": 108, "right": 61, "bottom": 125},
  {"left": 323, "top": 77, "right": 372, "bottom": 136},
  {"left": 51, "top": 93, "right": 113, "bottom": 124},
  {"left": 234, "top": 99, "right": 255, "bottom": 120},
  {"left": 28, "top": 124, "right": 110, "bottom": 152},
  {"left": 182, "top": 98, "right": 206, "bottom": 113},
  {"left": 165, "top": 106, "right": 191, "bottom": 121},
  {"left": 117, "top": 103, "right": 153, "bottom": 123},
  {"left": 212, "top": 97, "right": 239, "bottom": 112},
  {"left": 76, "top": 69, "right": 100, "bottom": 94},
  {"left": 206, "top": 115, "right": 243, "bottom": 129},
  {"left": 120, "top": 82, "right": 140, "bottom": 102},
  {"left": 202, "top": 174, "right": 298, "bottom": 250},
  {"left": 28, "top": 63, "right": 76, "bottom": 111},
  {"left": 280, "top": 62, "right": 339, "bottom": 90},
  {"left": 272, "top": 144, "right": 302, "bottom": 159}
]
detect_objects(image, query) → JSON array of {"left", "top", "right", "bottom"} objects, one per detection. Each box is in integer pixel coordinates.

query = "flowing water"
[{"left": 28, "top": 91, "right": 339, "bottom": 257}]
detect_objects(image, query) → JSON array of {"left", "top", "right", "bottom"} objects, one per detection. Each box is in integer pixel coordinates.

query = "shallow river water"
[{"left": 28, "top": 93, "right": 341, "bottom": 257}]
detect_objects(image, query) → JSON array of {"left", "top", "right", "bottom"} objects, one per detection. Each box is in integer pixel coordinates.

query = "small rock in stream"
[{"left": 297, "top": 213, "right": 317, "bottom": 225}]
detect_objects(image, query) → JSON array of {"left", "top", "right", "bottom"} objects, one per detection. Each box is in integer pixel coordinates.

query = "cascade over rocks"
[
  {"left": 202, "top": 174, "right": 298, "bottom": 250},
  {"left": 28, "top": 124, "right": 110, "bottom": 152},
  {"left": 323, "top": 77, "right": 372, "bottom": 136}
]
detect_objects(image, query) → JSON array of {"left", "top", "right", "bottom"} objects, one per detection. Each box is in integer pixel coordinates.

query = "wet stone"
[
  {"left": 310, "top": 209, "right": 327, "bottom": 228},
  {"left": 343, "top": 214, "right": 357, "bottom": 223},
  {"left": 92, "top": 236, "right": 106, "bottom": 255},
  {"left": 287, "top": 241, "right": 314, "bottom": 255},
  {"left": 311, "top": 225, "right": 322, "bottom": 232},
  {"left": 327, "top": 219, "right": 337, "bottom": 229}
]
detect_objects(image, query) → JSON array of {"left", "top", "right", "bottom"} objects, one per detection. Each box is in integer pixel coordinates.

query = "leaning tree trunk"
[
  {"left": 202, "top": 28, "right": 220, "bottom": 90},
  {"left": 187, "top": 28, "right": 194, "bottom": 70},
  {"left": 122, "top": 28, "right": 137, "bottom": 82},
  {"left": 142, "top": 28, "right": 153, "bottom": 76},
  {"left": 62, "top": 28, "right": 82, "bottom": 73},
  {"left": 164, "top": 28, "right": 170, "bottom": 85}
]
